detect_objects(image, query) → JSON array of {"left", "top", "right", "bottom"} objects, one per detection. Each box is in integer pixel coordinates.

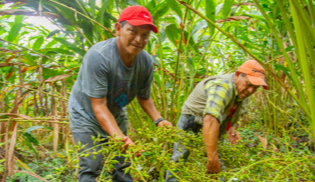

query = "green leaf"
[
  {"left": 25, "top": 126, "right": 45, "bottom": 133},
  {"left": 151, "top": 1, "right": 170, "bottom": 19},
  {"left": 7, "top": 23, "right": 23, "bottom": 42},
  {"left": 44, "top": 48, "right": 75, "bottom": 55},
  {"left": 22, "top": 133, "right": 38, "bottom": 157},
  {"left": 274, "top": 63, "right": 294, "bottom": 82},
  {"left": 89, "top": 0, "right": 96, "bottom": 17},
  {"left": 43, "top": 126, "right": 54, "bottom": 130},
  {"left": 54, "top": 37, "right": 76, "bottom": 47},
  {"left": 81, "top": 20, "right": 94, "bottom": 46},
  {"left": 127, "top": 0, "right": 138, "bottom": 5},
  {"left": 205, "top": 0, "right": 216, "bottom": 35},
  {"left": 15, "top": 15, "right": 24, "bottom": 24},
  {"left": 141, "top": 152, "right": 153, "bottom": 156},
  {"left": 222, "top": 0, "right": 234, "bottom": 19},
  {"left": 167, "top": 0, "right": 182, "bottom": 18},
  {"left": 23, "top": 132, "right": 39, "bottom": 146},
  {"left": 96, "top": 0, "right": 110, "bottom": 26},
  {"left": 191, "top": 20, "right": 207, "bottom": 36},
  {"left": 184, "top": 31, "right": 199, "bottom": 53},
  {"left": 45, "top": 39, "right": 58, "bottom": 48},
  {"left": 153, "top": 72, "right": 161, "bottom": 85},
  {"left": 32, "top": 36, "right": 44, "bottom": 50},
  {"left": 54, "top": 37, "right": 85, "bottom": 55},
  {"left": 47, "top": 30, "right": 61, "bottom": 39},
  {"left": 165, "top": 24, "right": 181, "bottom": 48}
]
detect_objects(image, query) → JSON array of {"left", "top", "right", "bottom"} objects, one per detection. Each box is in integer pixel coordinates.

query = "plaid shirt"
[{"left": 204, "top": 78, "right": 238, "bottom": 123}]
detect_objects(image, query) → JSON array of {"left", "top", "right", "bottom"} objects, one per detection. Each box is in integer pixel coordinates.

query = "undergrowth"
[{"left": 5, "top": 121, "right": 315, "bottom": 182}]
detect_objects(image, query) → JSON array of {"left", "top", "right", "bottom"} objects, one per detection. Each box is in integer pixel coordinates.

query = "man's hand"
[
  {"left": 121, "top": 136, "right": 134, "bottom": 150},
  {"left": 206, "top": 155, "right": 221, "bottom": 174},
  {"left": 157, "top": 120, "right": 173, "bottom": 128},
  {"left": 121, "top": 136, "right": 143, "bottom": 157},
  {"left": 227, "top": 127, "right": 241, "bottom": 144}
]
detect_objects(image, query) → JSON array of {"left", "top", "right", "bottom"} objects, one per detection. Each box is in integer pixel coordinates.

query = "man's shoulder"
[
  {"left": 135, "top": 50, "right": 153, "bottom": 70},
  {"left": 138, "top": 50, "right": 153, "bottom": 61},
  {"left": 88, "top": 38, "right": 116, "bottom": 55},
  {"left": 212, "top": 78, "right": 232, "bottom": 85},
  {"left": 83, "top": 38, "right": 117, "bottom": 64},
  {"left": 204, "top": 78, "right": 233, "bottom": 91}
]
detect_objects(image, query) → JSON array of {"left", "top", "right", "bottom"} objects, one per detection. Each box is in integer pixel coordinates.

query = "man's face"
[
  {"left": 235, "top": 72, "right": 260, "bottom": 100},
  {"left": 115, "top": 22, "right": 151, "bottom": 57}
]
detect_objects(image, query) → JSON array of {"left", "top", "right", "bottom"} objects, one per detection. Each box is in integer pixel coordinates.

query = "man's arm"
[
  {"left": 91, "top": 97, "right": 134, "bottom": 148},
  {"left": 137, "top": 96, "right": 172, "bottom": 127},
  {"left": 203, "top": 114, "right": 221, "bottom": 174}
]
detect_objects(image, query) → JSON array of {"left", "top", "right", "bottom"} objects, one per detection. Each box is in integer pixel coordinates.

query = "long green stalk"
[
  {"left": 290, "top": 0, "right": 315, "bottom": 145},
  {"left": 156, "top": 14, "right": 167, "bottom": 118},
  {"left": 170, "top": 5, "right": 189, "bottom": 121},
  {"left": 290, "top": 0, "right": 315, "bottom": 42},
  {"left": 307, "top": 0, "right": 315, "bottom": 28},
  {"left": 176, "top": 5, "right": 197, "bottom": 120}
]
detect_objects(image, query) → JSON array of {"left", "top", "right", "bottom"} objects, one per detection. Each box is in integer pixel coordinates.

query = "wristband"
[{"left": 154, "top": 118, "right": 164, "bottom": 126}]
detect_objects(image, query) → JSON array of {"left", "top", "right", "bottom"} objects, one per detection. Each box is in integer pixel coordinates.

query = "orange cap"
[{"left": 237, "top": 60, "right": 268, "bottom": 89}]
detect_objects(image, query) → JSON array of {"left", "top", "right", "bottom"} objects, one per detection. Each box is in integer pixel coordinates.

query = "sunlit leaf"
[
  {"left": 222, "top": 0, "right": 234, "bottom": 19},
  {"left": 205, "top": 0, "right": 215, "bottom": 35},
  {"left": 47, "top": 30, "right": 61, "bottom": 39},
  {"left": 25, "top": 126, "right": 45, "bottom": 133},
  {"left": 8, "top": 23, "right": 23, "bottom": 42},
  {"left": 167, "top": 0, "right": 182, "bottom": 17},
  {"left": 32, "top": 36, "right": 44, "bottom": 50}
]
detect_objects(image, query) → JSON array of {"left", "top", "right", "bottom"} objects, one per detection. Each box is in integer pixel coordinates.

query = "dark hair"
[
  {"left": 241, "top": 73, "right": 246, "bottom": 77},
  {"left": 119, "top": 20, "right": 128, "bottom": 27}
]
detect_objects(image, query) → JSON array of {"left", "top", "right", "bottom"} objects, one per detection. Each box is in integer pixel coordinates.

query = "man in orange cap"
[
  {"left": 165, "top": 60, "right": 267, "bottom": 181},
  {"left": 69, "top": 5, "right": 172, "bottom": 182}
]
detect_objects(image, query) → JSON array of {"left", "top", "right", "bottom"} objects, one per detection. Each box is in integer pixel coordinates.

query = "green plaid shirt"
[{"left": 204, "top": 78, "right": 239, "bottom": 123}]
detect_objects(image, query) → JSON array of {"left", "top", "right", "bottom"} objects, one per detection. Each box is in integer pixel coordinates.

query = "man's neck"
[
  {"left": 116, "top": 41, "right": 135, "bottom": 68},
  {"left": 119, "top": 51, "right": 135, "bottom": 68}
]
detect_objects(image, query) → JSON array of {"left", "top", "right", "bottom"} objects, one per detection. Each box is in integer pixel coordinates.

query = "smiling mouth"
[{"left": 131, "top": 44, "right": 141, "bottom": 48}]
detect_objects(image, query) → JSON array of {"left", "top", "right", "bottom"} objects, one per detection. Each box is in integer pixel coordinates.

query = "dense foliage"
[{"left": 0, "top": 0, "right": 314, "bottom": 181}]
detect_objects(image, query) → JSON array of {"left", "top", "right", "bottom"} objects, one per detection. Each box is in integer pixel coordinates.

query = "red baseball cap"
[
  {"left": 237, "top": 60, "right": 268, "bottom": 89},
  {"left": 118, "top": 5, "right": 158, "bottom": 33}
]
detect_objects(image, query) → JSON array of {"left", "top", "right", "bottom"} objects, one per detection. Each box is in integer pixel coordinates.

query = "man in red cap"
[
  {"left": 68, "top": 5, "right": 172, "bottom": 182},
  {"left": 165, "top": 60, "right": 268, "bottom": 181}
]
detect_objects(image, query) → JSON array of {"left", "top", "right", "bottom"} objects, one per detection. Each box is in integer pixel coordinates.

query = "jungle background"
[{"left": 0, "top": 0, "right": 315, "bottom": 181}]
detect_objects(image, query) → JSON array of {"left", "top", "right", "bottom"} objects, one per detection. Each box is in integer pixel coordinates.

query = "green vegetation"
[{"left": 0, "top": 0, "right": 314, "bottom": 181}]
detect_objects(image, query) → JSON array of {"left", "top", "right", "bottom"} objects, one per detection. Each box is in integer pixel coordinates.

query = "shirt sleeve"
[
  {"left": 203, "top": 79, "right": 233, "bottom": 123},
  {"left": 137, "top": 55, "right": 153, "bottom": 99},
  {"left": 81, "top": 50, "right": 108, "bottom": 98}
]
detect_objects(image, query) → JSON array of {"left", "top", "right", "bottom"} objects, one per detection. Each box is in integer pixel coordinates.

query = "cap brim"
[
  {"left": 126, "top": 20, "right": 158, "bottom": 33},
  {"left": 247, "top": 75, "right": 269, "bottom": 90}
]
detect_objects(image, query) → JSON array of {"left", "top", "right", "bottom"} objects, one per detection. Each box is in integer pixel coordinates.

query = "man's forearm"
[
  {"left": 137, "top": 96, "right": 162, "bottom": 121},
  {"left": 91, "top": 98, "right": 125, "bottom": 139},
  {"left": 203, "top": 114, "right": 220, "bottom": 161}
]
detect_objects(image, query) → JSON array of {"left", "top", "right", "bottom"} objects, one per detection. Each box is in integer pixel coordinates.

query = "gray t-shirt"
[{"left": 68, "top": 38, "right": 153, "bottom": 136}]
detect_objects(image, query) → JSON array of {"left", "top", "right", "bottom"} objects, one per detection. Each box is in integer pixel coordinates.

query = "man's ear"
[
  {"left": 115, "top": 22, "right": 121, "bottom": 36},
  {"left": 235, "top": 71, "right": 241, "bottom": 79}
]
